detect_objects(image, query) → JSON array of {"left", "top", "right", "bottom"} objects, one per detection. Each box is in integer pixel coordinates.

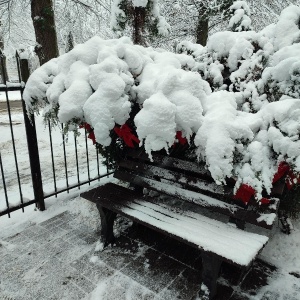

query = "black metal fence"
[{"left": 0, "top": 53, "right": 113, "bottom": 217}]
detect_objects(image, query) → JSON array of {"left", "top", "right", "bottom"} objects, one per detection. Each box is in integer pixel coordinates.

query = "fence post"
[
  {"left": 0, "top": 49, "right": 9, "bottom": 83},
  {"left": 19, "top": 57, "right": 45, "bottom": 211}
]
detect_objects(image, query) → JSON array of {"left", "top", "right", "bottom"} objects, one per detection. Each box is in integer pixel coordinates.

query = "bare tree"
[
  {"left": 31, "top": 0, "right": 59, "bottom": 65},
  {"left": 55, "top": 0, "right": 112, "bottom": 50}
]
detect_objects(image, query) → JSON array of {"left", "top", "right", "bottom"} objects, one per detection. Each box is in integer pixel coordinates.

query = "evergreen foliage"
[
  {"left": 65, "top": 31, "right": 74, "bottom": 53},
  {"left": 192, "top": 0, "right": 234, "bottom": 21}
]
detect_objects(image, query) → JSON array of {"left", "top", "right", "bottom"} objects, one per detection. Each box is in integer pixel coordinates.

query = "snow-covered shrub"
[
  {"left": 179, "top": 5, "right": 300, "bottom": 111},
  {"left": 24, "top": 4, "right": 300, "bottom": 204},
  {"left": 262, "top": 44, "right": 300, "bottom": 101}
]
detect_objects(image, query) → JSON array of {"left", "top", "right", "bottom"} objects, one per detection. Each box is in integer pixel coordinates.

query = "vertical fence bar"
[
  {"left": 48, "top": 120, "right": 57, "bottom": 197},
  {"left": 17, "top": 54, "right": 45, "bottom": 211},
  {"left": 0, "top": 151, "right": 10, "bottom": 217},
  {"left": 84, "top": 130, "right": 91, "bottom": 184},
  {"left": 96, "top": 148, "right": 100, "bottom": 181},
  {"left": 106, "top": 153, "right": 109, "bottom": 177},
  {"left": 74, "top": 134, "right": 80, "bottom": 189},
  {"left": 1, "top": 52, "right": 24, "bottom": 211},
  {"left": 61, "top": 124, "right": 69, "bottom": 193}
]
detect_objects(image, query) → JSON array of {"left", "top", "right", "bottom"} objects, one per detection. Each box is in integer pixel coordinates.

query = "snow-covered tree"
[
  {"left": 111, "top": 0, "right": 170, "bottom": 45},
  {"left": 2, "top": 0, "right": 300, "bottom": 58},
  {"left": 228, "top": 1, "right": 252, "bottom": 32},
  {"left": 192, "top": 0, "right": 234, "bottom": 45}
]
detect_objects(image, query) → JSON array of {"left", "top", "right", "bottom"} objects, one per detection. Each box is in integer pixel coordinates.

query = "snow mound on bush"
[
  {"left": 24, "top": 36, "right": 209, "bottom": 152},
  {"left": 195, "top": 91, "right": 253, "bottom": 185},
  {"left": 273, "top": 5, "right": 300, "bottom": 51}
]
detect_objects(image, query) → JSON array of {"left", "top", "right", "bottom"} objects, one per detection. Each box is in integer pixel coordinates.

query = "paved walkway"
[{"left": 0, "top": 210, "right": 279, "bottom": 300}]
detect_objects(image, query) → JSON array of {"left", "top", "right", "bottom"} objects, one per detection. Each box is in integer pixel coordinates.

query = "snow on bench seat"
[
  {"left": 89, "top": 183, "right": 269, "bottom": 267},
  {"left": 120, "top": 199, "right": 268, "bottom": 267}
]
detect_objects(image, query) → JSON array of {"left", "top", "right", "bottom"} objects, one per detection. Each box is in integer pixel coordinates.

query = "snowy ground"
[
  {"left": 1, "top": 105, "right": 300, "bottom": 300},
  {"left": 0, "top": 90, "right": 21, "bottom": 101},
  {"left": 1, "top": 189, "right": 300, "bottom": 300}
]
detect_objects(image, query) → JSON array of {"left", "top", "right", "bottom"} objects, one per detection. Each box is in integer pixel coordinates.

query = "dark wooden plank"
[
  {"left": 118, "top": 159, "right": 234, "bottom": 201},
  {"left": 121, "top": 158, "right": 279, "bottom": 212},
  {"left": 125, "top": 148, "right": 215, "bottom": 182},
  {"left": 114, "top": 170, "right": 277, "bottom": 229},
  {"left": 126, "top": 150, "right": 284, "bottom": 204}
]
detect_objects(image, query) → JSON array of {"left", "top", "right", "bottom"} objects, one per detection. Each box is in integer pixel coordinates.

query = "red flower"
[
  {"left": 234, "top": 184, "right": 271, "bottom": 205},
  {"left": 79, "top": 122, "right": 92, "bottom": 132},
  {"left": 272, "top": 162, "right": 300, "bottom": 190},
  {"left": 176, "top": 131, "right": 187, "bottom": 145},
  {"left": 260, "top": 198, "right": 271, "bottom": 205},
  {"left": 114, "top": 124, "right": 140, "bottom": 148},
  {"left": 272, "top": 162, "right": 290, "bottom": 183},
  {"left": 234, "top": 184, "right": 256, "bottom": 205},
  {"left": 80, "top": 122, "right": 96, "bottom": 144},
  {"left": 88, "top": 131, "right": 96, "bottom": 145}
]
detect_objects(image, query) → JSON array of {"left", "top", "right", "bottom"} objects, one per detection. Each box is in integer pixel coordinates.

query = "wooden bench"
[{"left": 81, "top": 148, "right": 281, "bottom": 299}]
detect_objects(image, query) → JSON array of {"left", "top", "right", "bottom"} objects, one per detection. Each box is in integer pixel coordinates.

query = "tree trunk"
[
  {"left": 0, "top": 52, "right": 9, "bottom": 83},
  {"left": 133, "top": 7, "right": 146, "bottom": 46},
  {"left": 31, "top": 0, "right": 59, "bottom": 65},
  {"left": 196, "top": 15, "right": 209, "bottom": 46},
  {"left": 0, "top": 20, "right": 9, "bottom": 83}
]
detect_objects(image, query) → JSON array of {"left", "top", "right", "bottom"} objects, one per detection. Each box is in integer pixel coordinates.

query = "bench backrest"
[{"left": 114, "top": 149, "right": 280, "bottom": 230}]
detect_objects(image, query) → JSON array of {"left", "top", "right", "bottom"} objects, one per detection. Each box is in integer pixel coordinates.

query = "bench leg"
[
  {"left": 96, "top": 204, "right": 117, "bottom": 247},
  {"left": 279, "top": 211, "right": 293, "bottom": 234},
  {"left": 229, "top": 217, "right": 245, "bottom": 230},
  {"left": 199, "top": 253, "right": 222, "bottom": 300}
]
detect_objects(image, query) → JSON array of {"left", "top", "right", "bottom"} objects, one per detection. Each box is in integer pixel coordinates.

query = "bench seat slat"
[
  {"left": 126, "top": 149, "right": 213, "bottom": 180},
  {"left": 115, "top": 169, "right": 236, "bottom": 209},
  {"left": 81, "top": 183, "right": 268, "bottom": 267},
  {"left": 114, "top": 170, "right": 278, "bottom": 229},
  {"left": 118, "top": 160, "right": 233, "bottom": 200}
]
